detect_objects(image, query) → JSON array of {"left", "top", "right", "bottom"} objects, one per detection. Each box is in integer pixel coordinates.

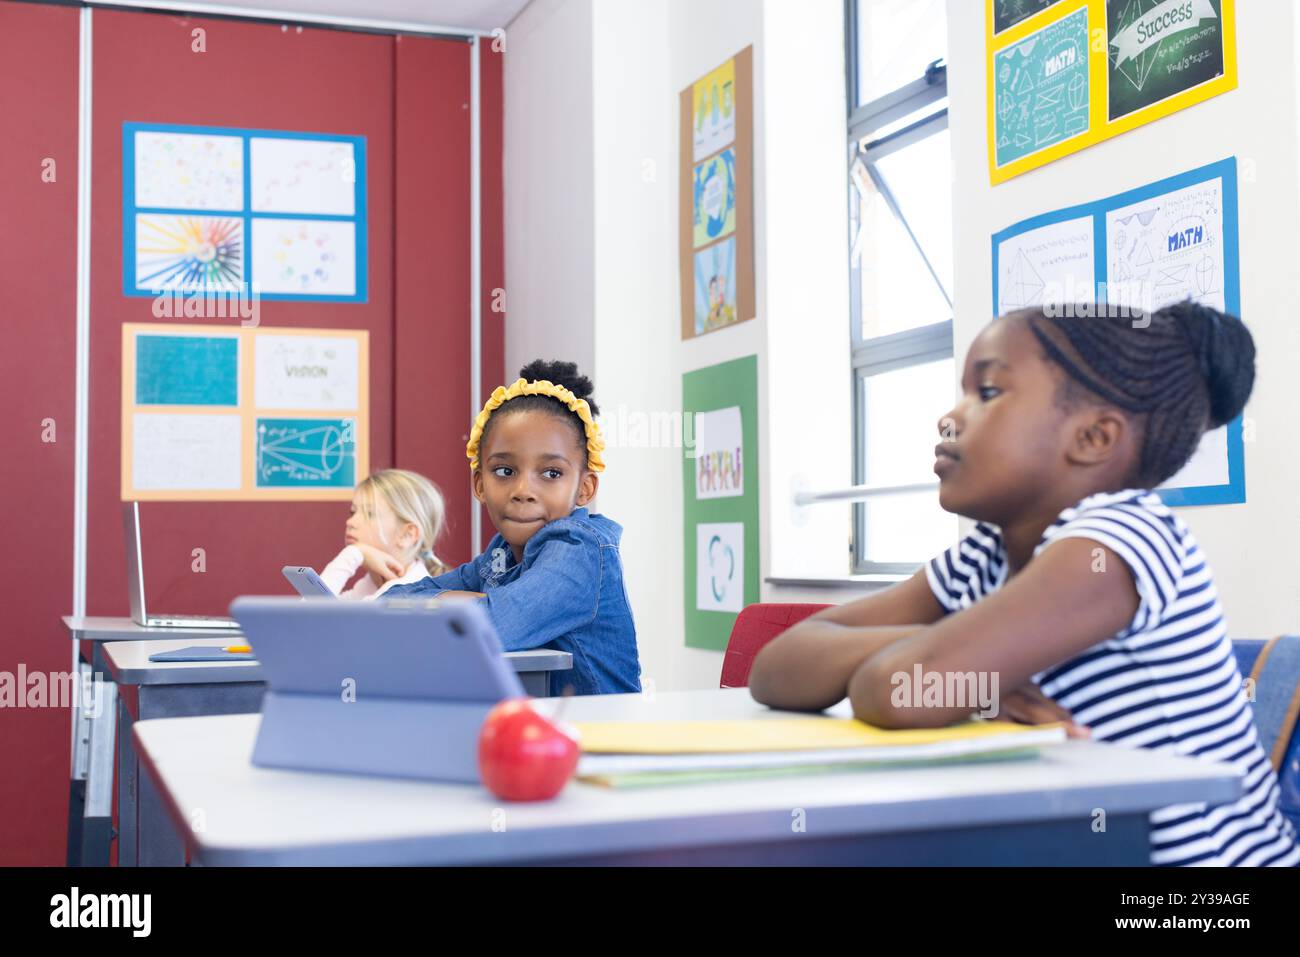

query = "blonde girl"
[{"left": 319, "top": 469, "right": 449, "bottom": 600}]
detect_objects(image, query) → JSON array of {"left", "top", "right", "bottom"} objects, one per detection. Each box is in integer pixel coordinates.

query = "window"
[{"left": 846, "top": 0, "right": 957, "bottom": 573}]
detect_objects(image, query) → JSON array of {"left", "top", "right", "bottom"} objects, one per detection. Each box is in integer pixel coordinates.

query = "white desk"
[
  {"left": 133, "top": 688, "right": 1243, "bottom": 866},
  {"left": 102, "top": 635, "right": 571, "bottom": 688},
  {"left": 102, "top": 636, "right": 570, "bottom": 867},
  {"left": 61, "top": 615, "right": 572, "bottom": 867},
  {"left": 62, "top": 616, "right": 245, "bottom": 866}
]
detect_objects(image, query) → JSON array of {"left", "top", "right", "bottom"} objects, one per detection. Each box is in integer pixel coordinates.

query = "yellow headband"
[{"left": 466, "top": 378, "right": 606, "bottom": 472}]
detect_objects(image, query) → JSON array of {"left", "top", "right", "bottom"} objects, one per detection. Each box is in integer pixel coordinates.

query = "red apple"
[{"left": 478, "top": 698, "right": 580, "bottom": 801}]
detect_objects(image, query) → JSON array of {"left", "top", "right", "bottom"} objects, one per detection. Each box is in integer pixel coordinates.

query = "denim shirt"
[{"left": 383, "top": 507, "right": 641, "bottom": 696}]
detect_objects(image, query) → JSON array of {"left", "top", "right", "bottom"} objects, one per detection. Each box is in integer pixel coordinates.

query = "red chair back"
[{"left": 720, "top": 603, "right": 831, "bottom": 688}]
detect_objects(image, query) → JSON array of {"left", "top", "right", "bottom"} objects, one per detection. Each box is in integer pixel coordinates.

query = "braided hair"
[
  {"left": 1015, "top": 301, "right": 1255, "bottom": 487},
  {"left": 479, "top": 359, "right": 600, "bottom": 461}
]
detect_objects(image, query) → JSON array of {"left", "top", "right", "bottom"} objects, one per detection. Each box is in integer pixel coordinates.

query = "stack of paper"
[{"left": 572, "top": 717, "right": 1065, "bottom": 787}]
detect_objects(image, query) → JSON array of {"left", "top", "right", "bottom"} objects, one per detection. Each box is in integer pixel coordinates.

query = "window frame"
[{"left": 846, "top": 0, "right": 954, "bottom": 575}]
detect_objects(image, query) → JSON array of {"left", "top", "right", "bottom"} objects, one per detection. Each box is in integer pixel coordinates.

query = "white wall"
[
  {"left": 590, "top": 0, "right": 723, "bottom": 692},
  {"left": 947, "top": 0, "right": 1300, "bottom": 638},
  {"left": 503, "top": 0, "right": 597, "bottom": 378},
  {"left": 504, "top": 0, "right": 1300, "bottom": 695},
  {"left": 505, "top": 0, "right": 864, "bottom": 692}
]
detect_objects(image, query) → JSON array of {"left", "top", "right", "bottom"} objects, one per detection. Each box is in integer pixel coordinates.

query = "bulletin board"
[
  {"left": 679, "top": 48, "right": 755, "bottom": 339},
  {"left": 123, "top": 122, "right": 368, "bottom": 301},
  {"left": 121, "top": 323, "right": 369, "bottom": 501},
  {"left": 683, "top": 355, "right": 759, "bottom": 651},
  {"left": 986, "top": 0, "right": 1236, "bottom": 184},
  {"left": 991, "top": 157, "right": 1242, "bottom": 506}
]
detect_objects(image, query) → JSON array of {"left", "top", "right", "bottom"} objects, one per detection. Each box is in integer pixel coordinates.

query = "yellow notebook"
[
  {"left": 573, "top": 717, "right": 1059, "bottom": 754},
  {"left": 571, "top": 717, "right": 1066, "bottom": 781}
]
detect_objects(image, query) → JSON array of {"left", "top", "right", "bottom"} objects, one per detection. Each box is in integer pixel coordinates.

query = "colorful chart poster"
[
  {"left": 991, "top": 158, "right": 1242, "bottom": 506},
  {"left": 695, "top": 523, "right": 745, "bottom": 613},
  {"left": 692, "top": 58, "right": 735, "bottom": 163},
  {"left": 994, "top": 0, "right": 1068, "bottom": 33},
  {"left": 985, "top": 0, "right": 1236, "bottom": 183},
  {"left": 694, "top": 238, "right": 738, "bottom": 336},
  {"left": 693, "top": 149, "right": 737, "bottom": 248},
  {"left": 993, "top": 7, "right": 1090, "bottom": 167},
  {"left": 680, "top": 49, "right": 755, "bottom": 340},
  {"left": 122, "top": 323, "right": 369, "bottom": 501},
  {"left": 694, "top": 406, "right": 744, "bottom": 499},
  {"left": 124, "top": 122, "right": 367, "bottom": 301},
  {"left": 683, "top": 356, "right": 759, "bottom": 651},
  {"left": 250, "top": 218, "right": 357, "bottom": 297},
  {"left": 134, "top": 214, "right": 244, "bottom": 292},
  {"left": 133, "top": 130, "right": 243, "bottom": 210},
  {"left": 1109, "top": 0, "right": 1226, "bottom": 122}
]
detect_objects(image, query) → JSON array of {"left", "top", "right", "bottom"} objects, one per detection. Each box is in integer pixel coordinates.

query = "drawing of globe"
[
  {"left": 319, "top": 427, "right": 347, "bottom": 475},
  {"left": 1196, "top": 256, "right": 1215, "bottom": 295},
  {"left": 1068, "top": 73, "right": 1086, "bottom": 111}
]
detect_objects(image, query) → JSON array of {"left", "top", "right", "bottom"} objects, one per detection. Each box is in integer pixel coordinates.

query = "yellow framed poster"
[
  {"left": 680, "top": 47, "right": 755, "bottom": 339},
  {"left": 987, "top": 0, "right": 1236, "bottom": 184},
  {"left": 121, "top": 323, "right": 369, "bottom": 501}
]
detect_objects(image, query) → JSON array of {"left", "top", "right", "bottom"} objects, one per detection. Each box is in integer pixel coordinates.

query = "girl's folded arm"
[
  {"left": 748, "top": 568, "right": 946, "bottom": 712},
  {"left": 477, "top": 531, "right": 600, "bottom": 651},
  {"left": 431, "top": 561, "right": 481, "bottom": 592},
  {"left": 847, "top": 537, "right": 1140, "bottom": 728},
  {"left": 319, "top": 545, "right": 365, "bottom": 595}
]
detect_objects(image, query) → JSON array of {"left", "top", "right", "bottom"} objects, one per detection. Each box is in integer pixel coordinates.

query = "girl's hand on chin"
[{"left": 356, "top": 543, "right": 404, "bottom": 581}]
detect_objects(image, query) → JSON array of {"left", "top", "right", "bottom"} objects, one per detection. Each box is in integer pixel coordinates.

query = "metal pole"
[
  {"left": 72, "top": 5, "right": 94, "bottom": 766},
  {"left": 794, "top": 481, "right": 940, "bottom": 507},
  {"left": 470, "top": 35, "right": 483, "bottom": 556},
  {"left": 86, "top": 0, "right": 491, "bottom": 38}
]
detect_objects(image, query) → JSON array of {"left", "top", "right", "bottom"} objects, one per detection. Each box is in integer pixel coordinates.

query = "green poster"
[
  {"left": 682, "top": 355, "right": 759, "bottom": 652},
  {"left": 994, "top": 0, "right": 1066, "bottom": 35},
  {"left": 1108, "top": 0, "right": 1225, "bottom": 121},
  {"left": 994, "top": 7, "right": 1090, "bottom": 167}
]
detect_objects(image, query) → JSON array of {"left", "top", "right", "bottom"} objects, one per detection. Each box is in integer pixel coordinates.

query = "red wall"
[
  {"left": 394, "top": 35, "right": 472, "bottom": 559},
  {"left": 87, "top": 11, "right": 399, "bottom": 618},
  {"left": 0, "top": 4, "right": 503, "bottom": 863},
  {"left": 0, "top": 0, "right": 81, "bottom": 866}
]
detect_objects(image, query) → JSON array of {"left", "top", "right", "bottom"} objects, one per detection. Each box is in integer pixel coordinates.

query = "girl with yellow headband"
[{"left": 384, "top": 360, "right": 641, "bottom": 696}]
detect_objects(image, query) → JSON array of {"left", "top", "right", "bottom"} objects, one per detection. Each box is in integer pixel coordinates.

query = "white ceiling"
[{"left": 131, "top": 0, "right": 534, "bottom": 32}]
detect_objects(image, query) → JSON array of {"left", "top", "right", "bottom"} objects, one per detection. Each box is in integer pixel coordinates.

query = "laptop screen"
[{"left": 122, "top": 501, "right": 148, "bottom": 624}]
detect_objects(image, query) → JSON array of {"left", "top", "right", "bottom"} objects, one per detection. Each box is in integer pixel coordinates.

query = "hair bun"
[
  {"left": 518, "top": 359, "right": 599, "bottom": 415},
  {"left": 1160, "top": 301, "right": 1255, "bottom": 429}
]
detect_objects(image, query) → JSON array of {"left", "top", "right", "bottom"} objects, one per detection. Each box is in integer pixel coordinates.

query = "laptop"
[
  {"left": 122, "top": 501, "right": 239, "bottom": 629},
  {"left": 231, "top": 597, "right": 524, "bottom": 781}
]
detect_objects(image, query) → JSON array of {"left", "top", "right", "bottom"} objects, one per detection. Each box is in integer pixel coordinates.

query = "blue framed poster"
[
  {"left": 991, "top": 157, "right": 1243, "bottom": 506},
  {"left": 123, "top": 122, "right": 368, "bottom": 302}
]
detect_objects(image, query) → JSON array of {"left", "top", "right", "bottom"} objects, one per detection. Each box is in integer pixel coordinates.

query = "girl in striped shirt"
[{"left": 750, "top": 301, "right": 1298, "bottom": 866}]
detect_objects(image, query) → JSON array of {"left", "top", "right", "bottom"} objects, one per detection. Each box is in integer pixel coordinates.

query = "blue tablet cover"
[
  {"left": 229, "top": 596, "right": 525, "bottom": 781},
  {"left": 148, "top": 646, "right": 257, "bottom": 663},
  {"left": 229, "top": 596, "right": 522, "bottom": 701}
]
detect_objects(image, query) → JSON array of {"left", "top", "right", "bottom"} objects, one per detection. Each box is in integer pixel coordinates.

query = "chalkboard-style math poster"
[{"left": 986, "top": 0, "right": 1236, "bottom": 184}]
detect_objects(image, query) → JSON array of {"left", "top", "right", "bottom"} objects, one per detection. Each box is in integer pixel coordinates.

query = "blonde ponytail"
[{"left": 357, "top": 469, "right": 448, "bottom": 576}]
